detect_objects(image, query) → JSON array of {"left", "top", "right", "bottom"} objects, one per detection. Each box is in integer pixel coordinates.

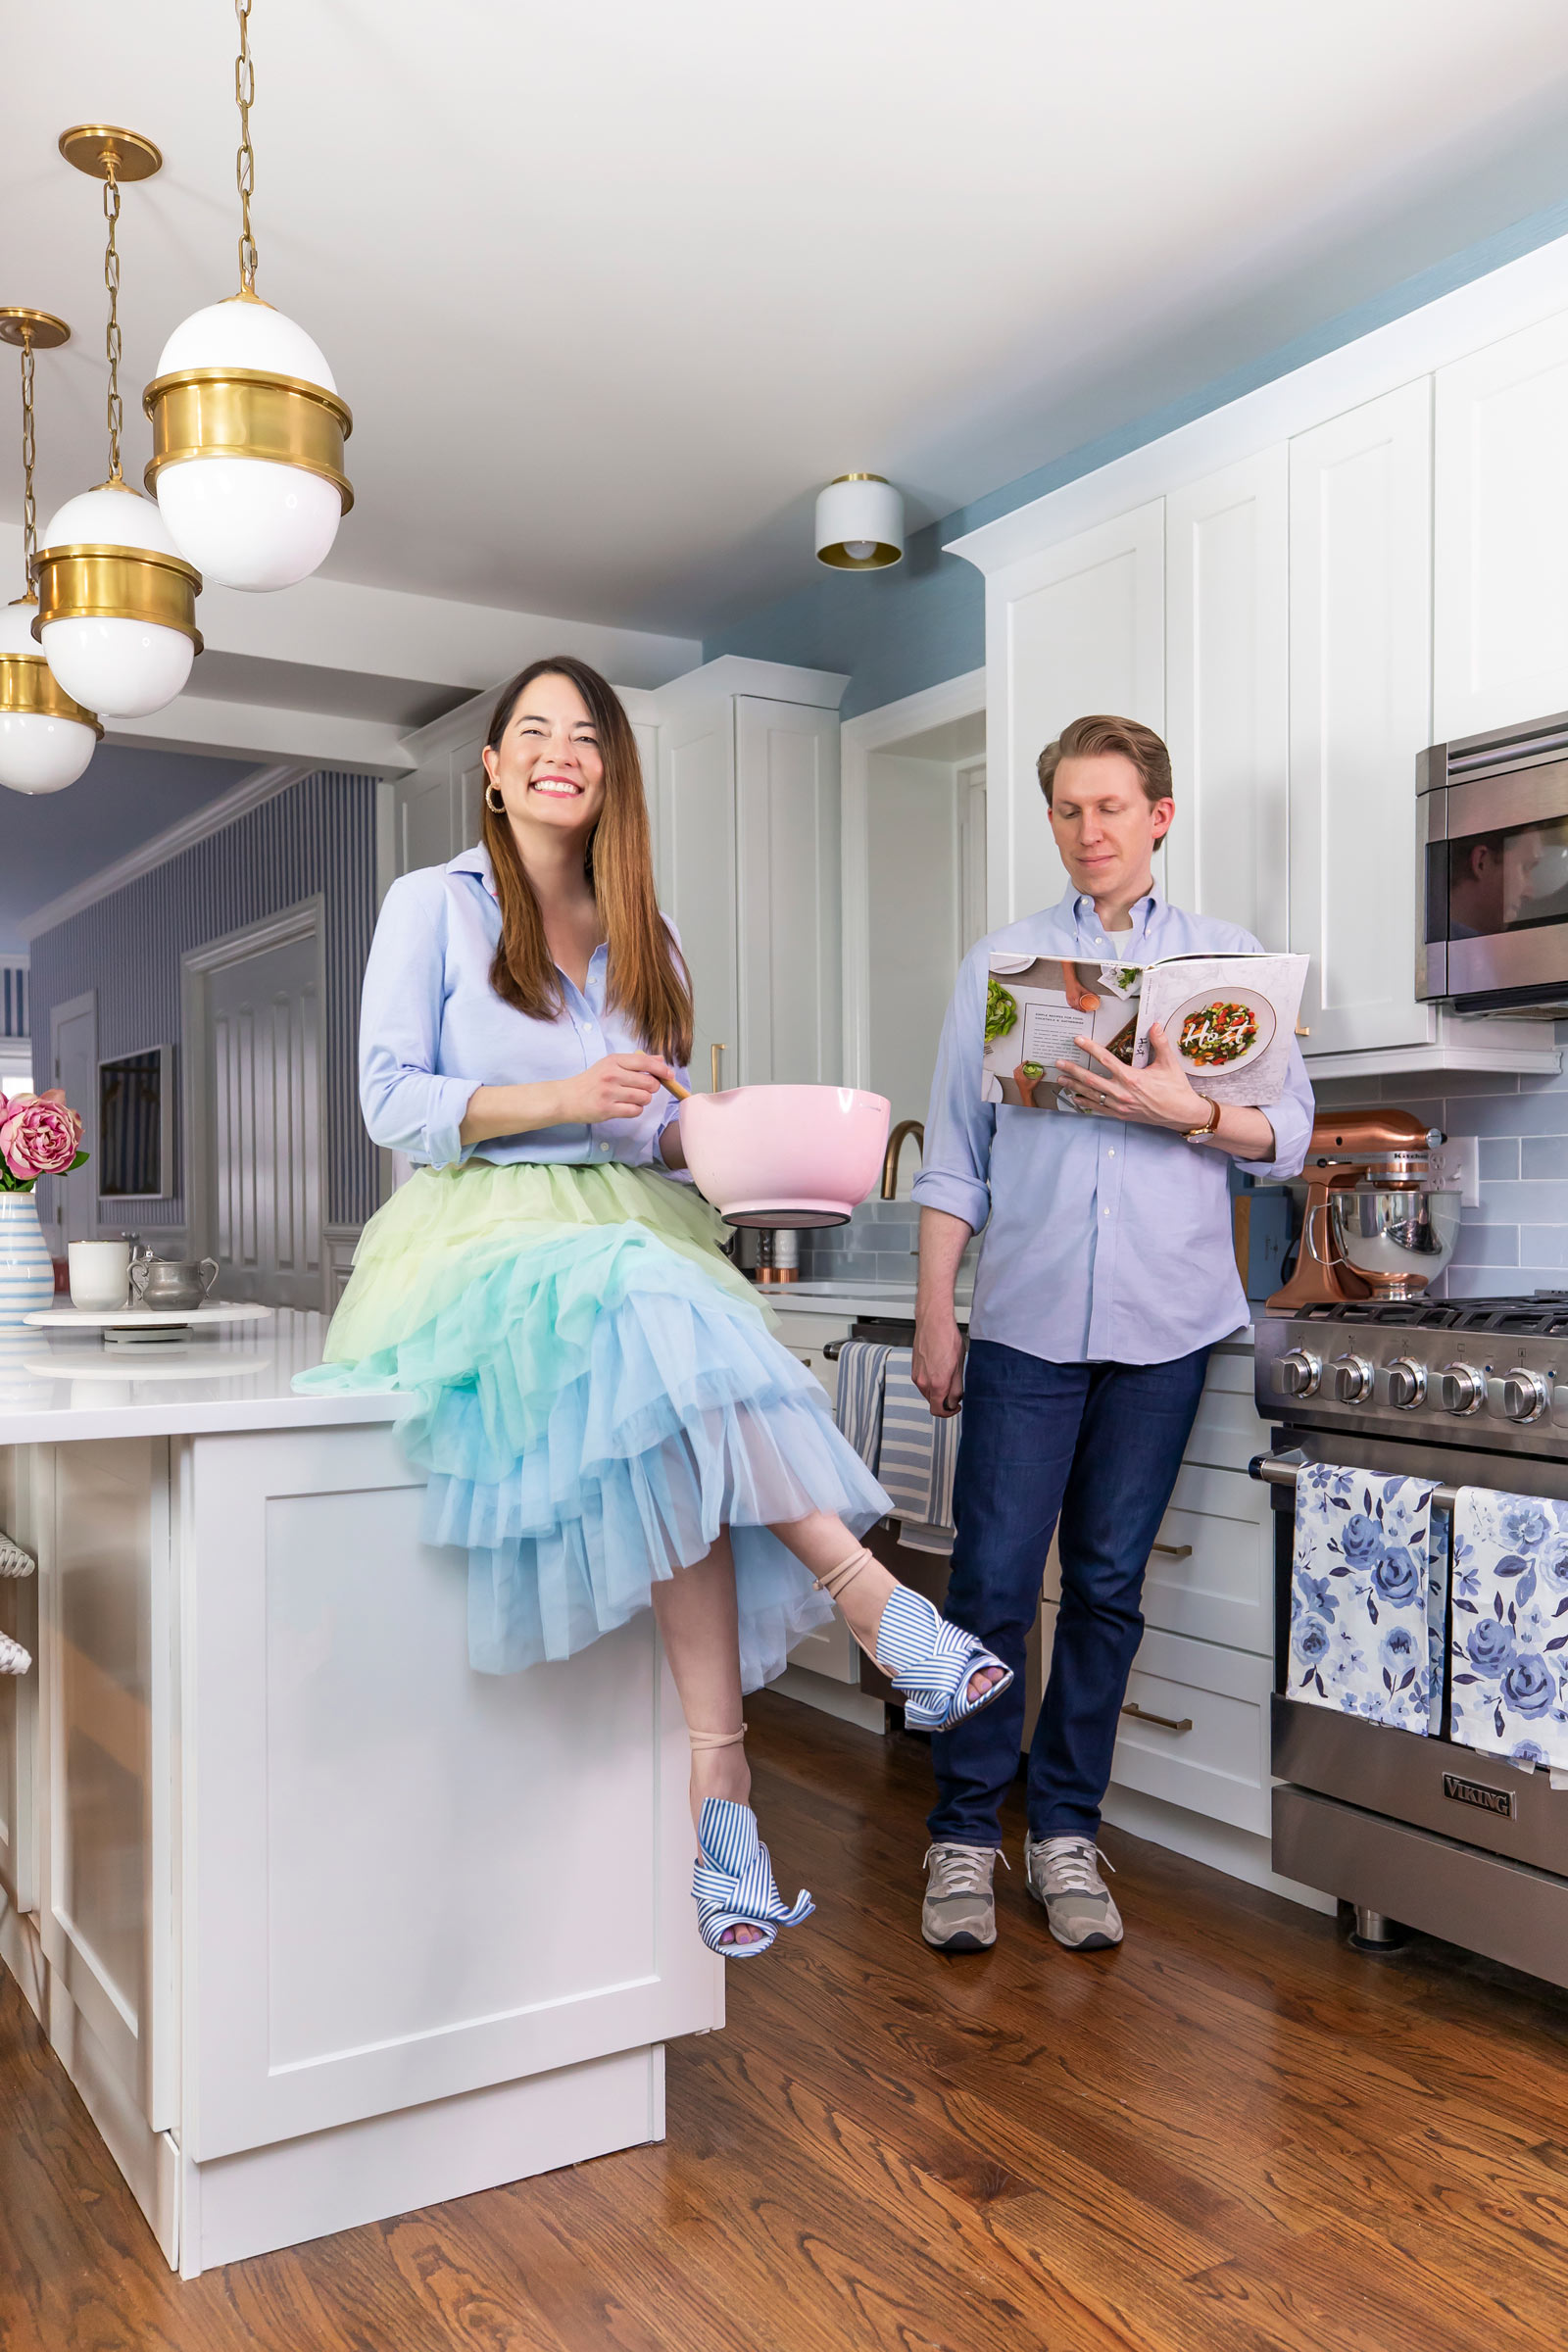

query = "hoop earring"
[{"left": 484, "top": 783, "right": 506, "bottom": 814}]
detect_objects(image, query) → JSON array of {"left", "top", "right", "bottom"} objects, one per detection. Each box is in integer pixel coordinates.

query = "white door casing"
[
  {"left": 1288, "top": 380, "right": 1435, "bottom": 1056},
  {"left": 1435, "top": 307, "right": 1568, "bottom": 743},
  {"left": 182, "top": 904, "right": 326, "bottom": 1309},
  {"left": 984, "top": 499, "right": 1165, "bottom": 924},
  {"left": 657, "top": 699, "right": 739, "bottom": 1089},
  {"left": 1164, "top": 449, "right": 1290, "bottom": 950},
  {"left": 49, "top": 992, "right": 98, "bottom": 1248}
]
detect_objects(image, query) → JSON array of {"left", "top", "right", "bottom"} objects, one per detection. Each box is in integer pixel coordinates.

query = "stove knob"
[
  {"left": 1439, "top": 1362, "right": 1486, "bottom": 1415},
  {"left": 1499, "top": 1366, "right": 1549, "bottom": 1423},
  {"left": 1274, "top": 1348, "right": 1321, "bottom": 1398},
  {"left": 1386, "top": 1356, "right": 1427, "bottom": 1409},
  {"left": 1330, "top": 1352, "right": 1374, "bottom": 1404}
]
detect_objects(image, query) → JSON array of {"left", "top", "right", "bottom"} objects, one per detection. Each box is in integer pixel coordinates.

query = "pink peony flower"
[{"left": 0, "top": 1089, "right": 84, "bottom": 1183}]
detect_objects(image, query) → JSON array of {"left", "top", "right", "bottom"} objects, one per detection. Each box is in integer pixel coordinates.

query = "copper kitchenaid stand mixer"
[{"left": 1267, "top": 1108, "right": 1446, "bottom": 1312}]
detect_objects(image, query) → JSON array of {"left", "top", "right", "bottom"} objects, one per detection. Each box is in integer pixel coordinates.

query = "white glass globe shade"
[
  {"left": 155, "top": 457, "right": 342, "bottom": 592},
  {"left": 0, "top": 710, "right": 97, "bottom": 793},
  {"left": 151, "top": 298, "right": 345, "bottom": 590},
  {"left": 40, "top": 479, "right": 185, "bottom": 561},
  {"left": 39, "top": 615, "right": 194, "bottom": 718}
]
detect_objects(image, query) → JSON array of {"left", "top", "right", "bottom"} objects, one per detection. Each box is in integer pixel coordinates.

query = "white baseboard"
[{"left": 1101, "top": 1784, "right": 1336, "bottom": 1915}]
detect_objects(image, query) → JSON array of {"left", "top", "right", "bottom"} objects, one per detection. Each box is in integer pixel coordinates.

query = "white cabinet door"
[
  {"left": 986, "top": 499, "right": 1164, "bottom": 923},
  {"left": 1435, "top": 309, "right": 1568, "bottom": 742},
  {"left": 1165, "top": 450, "right": 1289, "bottom": 950},
  {"left": 1289, "top": 381, "right": 1434, "bottom": 1056},
  {"left": 657, "top": 702, "right": 738, "bottom": 1091},
  {"left": 735, "top": 698, "right": 841, "bottom": 1086}
]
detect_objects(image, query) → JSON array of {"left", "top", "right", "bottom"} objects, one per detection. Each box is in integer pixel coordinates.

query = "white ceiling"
[{"left": 5, "top": 0, "right": 1568, "bottom": 642}]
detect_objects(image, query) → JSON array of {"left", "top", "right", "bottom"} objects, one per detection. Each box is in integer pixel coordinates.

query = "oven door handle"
[{"left": 1249, "top": 1448, "right": 1460, "bottom": 1513}]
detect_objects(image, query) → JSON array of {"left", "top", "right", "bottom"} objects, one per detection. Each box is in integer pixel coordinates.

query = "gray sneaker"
[
  {"left": 1024, "top": 1834, "right": 1122, "bottom": 1950},
  {"left": 921, "top": 1842, "right": 1004, "bottom": 1950}
]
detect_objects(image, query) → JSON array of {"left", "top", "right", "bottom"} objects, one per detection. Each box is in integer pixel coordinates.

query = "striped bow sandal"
[
  {"left": 815, "top": 1548, "right": 1012, "bottom": 1734},
  {"left": 692, "top": 1793, "right": 814, "bottom": 1959}
]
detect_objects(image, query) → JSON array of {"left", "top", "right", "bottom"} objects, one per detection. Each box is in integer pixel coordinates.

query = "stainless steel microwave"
[{"left": 1418, "top": 709, "right": 1568, "bottom": 1013}]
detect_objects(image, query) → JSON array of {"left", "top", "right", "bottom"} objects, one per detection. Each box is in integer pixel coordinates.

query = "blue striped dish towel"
[
  {"left": 1449, "top": 1488, "right": 1568, "bottom": 1772},
  {"left": 831, "top": 1343, "right": 960, "bottom": 1553},
  {"left": 833, "top": 1341, "right": 890, "bottom": 1474}
]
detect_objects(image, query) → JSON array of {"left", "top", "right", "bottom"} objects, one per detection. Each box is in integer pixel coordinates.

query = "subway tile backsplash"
[{"left": 1314, "top": 1034, "right": 1568, "bottom": 1299}]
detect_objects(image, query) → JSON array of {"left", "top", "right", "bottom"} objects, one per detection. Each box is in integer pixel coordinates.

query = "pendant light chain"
[
  {"left": 102, "top": 161, "right": 124, "bottom": 482},
  {"left": 19, "top": 331, "right": 37, "bottom": 587},
  {"left": 235, "top": 0, "right": 260, "bottom": 294}
]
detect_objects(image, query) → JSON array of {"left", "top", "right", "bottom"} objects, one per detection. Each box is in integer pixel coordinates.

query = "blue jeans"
[{"left": 928, "top": 1339, "right": 1211, "bottom": 1847}]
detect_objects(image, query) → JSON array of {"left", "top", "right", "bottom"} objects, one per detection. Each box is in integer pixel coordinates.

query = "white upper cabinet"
[
  {"left": 982, "top": 500, "right": 1165, "bottom": 923},
  {"left": 1288, "top": 381, "right": 1434, "bottom": 1057},
  {"left": 733, "top": 697, "right": 842, "bottom": 1087},
  {"left": 655, "top": 694, "right": 740, "bottom": 1090},
  {"left": 1164, "top": 449, "right": 1290, "bottom": 951},
  {"left": 1435, "top": 309, "right": 1568, "bottom": 743}
]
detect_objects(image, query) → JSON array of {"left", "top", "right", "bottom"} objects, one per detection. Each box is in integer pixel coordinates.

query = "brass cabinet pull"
[
  {"left": 1121, "top": 1701, "right": 1193, "bottom": 1734},
  {"left": 1151, "top": 1541, "right": 1193, "bottom": 1559},
  {"left": 710, "top": 1043, "right": 726, "bottom": 1092}
]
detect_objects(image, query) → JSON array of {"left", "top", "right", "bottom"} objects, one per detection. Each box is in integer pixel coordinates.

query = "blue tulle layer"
[{"left": 299, "top": 1200, "right": 888, "bottom": 1690}]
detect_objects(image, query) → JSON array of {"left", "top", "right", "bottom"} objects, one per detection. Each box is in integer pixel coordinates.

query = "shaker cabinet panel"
[
  {"left": 657, "top": 710, "right": 739, "bottom": 1091},
  {"left": 990, "top": 500, "right": 1165, "bottom": 923},
  {"left": 1164, "top": 449, "right": 1290, "bottom": 952},
  {"left": 1435, "top": 309, "right": 1568, "bottom": 743},
  {"left": 1288, "top": 381, "right": 1434, "bottom": 1056},
  {"left": 734, "top": 698, "right": 841, "bottom": 1087}
]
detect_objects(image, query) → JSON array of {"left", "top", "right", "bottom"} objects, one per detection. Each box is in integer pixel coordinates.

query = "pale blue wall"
[{"left": 706, "top": 198, "right": 1568, "bottom": 720}]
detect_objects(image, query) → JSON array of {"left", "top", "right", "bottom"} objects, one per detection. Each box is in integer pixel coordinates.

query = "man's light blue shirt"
[
  {"left": 359, "top": 844, "right": 686, "bottom": 1171},
  {"left": 912, "top": 884, "right": 1314, "bottom": 1365}
]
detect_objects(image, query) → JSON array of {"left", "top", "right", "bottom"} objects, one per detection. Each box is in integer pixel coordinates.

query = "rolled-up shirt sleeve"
[
  {"left": 359, "top": 873, "right": 483, "bottom": 1168},
  {"left": 1235, "top": 1038, "right": 1314, "bottom": 1183},
  {"left": 912, "top": 945, "right": 995, "bottom": 1233}
]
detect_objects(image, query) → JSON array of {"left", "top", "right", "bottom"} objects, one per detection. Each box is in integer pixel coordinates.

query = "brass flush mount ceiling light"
[
  {"left": 0, "top": 308, "right": 101, "bottom": 796},
  {"left": 813, "top": 473, "right": 905, "bottom": 569},
  {"left": 31, "top": 126, "right": 203, "bottom": 720},
  {"left": 143, "top": 0, "right": 353, "bottom": 592}
]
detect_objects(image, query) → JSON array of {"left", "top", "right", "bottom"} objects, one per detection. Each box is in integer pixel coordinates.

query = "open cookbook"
[{"left": 981, "top": 950, "right": 1309, "bottom": 1111}]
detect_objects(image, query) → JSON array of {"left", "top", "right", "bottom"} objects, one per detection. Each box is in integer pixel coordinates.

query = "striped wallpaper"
[
  {"left": 26, "top": 770, "right": 380, "bottom": 1232},
  {"left": 1, "top": 960, "right": 25, "bottom": 1042}
]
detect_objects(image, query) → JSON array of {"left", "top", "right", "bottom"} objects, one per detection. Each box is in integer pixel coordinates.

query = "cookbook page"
[
  {"left": 1131, "top": 953, "right": 1308, "bottom": 1106},
  {"left": 982, "top": 955, "right": 1144, "bottom": 1109}
]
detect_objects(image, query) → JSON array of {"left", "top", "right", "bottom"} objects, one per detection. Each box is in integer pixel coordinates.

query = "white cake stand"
[{"left": 24, "top": 1300, "right": 275, "bottom": 1348}]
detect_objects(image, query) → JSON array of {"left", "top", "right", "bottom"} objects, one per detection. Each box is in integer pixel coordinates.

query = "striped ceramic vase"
[{"left": 0, "top": 1192, "right": 54, "bottom": 1328}]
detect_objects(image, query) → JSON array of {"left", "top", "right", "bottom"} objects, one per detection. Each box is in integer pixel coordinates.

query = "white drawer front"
[
  {"left": 1039, "top": 1609, "right": 1271, "bottom": 1835},
  {"left": 1184, "top": 1370, "right": 1271, "bottom": 1475},
  {"left": 1146, "top": 1463, "right": 1274, "bottom": 1656}
]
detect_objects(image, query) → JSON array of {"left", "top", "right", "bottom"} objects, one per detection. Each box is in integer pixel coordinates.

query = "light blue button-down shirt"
[
  {"left": 359, "top": 845, "right": 686, "bottom": 1170},
  {"left": 912, "top": 885, "right": 1315, "bottom": 1365}
]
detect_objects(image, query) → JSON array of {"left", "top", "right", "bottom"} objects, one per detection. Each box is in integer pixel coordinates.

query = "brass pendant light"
[
  {"left": 31, "top": 127, "right": 203, "bottom": 720},
  {"left": 0, "top": 308, "right": 101, "bottom": 795},
  {"left": 143, "top": 0, "right": 353, "bottom": 592}
]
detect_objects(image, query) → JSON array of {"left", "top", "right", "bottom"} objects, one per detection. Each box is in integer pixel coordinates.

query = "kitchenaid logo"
[{"left": 1442, "top": 1771, "right": 1515, "bottom": 1819}]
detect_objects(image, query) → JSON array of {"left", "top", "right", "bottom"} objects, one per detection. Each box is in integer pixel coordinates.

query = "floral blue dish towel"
[
  {"left": 1289, "top": 1464, "right": 1444, "bottom": 1734},
  {"left": 1450, "top": 1489, "right": 1568, "bottom": 1771}
]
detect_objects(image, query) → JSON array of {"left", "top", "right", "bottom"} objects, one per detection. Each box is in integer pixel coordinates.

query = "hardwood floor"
[{"left": 5, "top": 1689, "right": 1568, "bottom": 2350}]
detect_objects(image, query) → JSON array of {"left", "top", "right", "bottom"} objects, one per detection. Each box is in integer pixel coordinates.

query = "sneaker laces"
[
  {"left": 923, "top": 1843, "right": 1008, "bottom": 1897},
  {"left": 1031, "top": 1836, "right": 1114, "bottom": 1897}
]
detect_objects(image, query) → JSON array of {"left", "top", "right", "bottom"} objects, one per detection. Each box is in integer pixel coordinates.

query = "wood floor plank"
[{"left": 6, "top": 1688, "right": 1568, "bottom": 2350}]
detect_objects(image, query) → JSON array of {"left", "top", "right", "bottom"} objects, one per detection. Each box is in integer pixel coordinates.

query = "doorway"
[
  {"left": 841, "top": 673, "right": 987, "bottom": 1185},
  {"left": 47, "top": 990, "right": 97, "bottom": 1250},
  {"left": 182, "top": 903, "right": 326, "bottom": 1309}
]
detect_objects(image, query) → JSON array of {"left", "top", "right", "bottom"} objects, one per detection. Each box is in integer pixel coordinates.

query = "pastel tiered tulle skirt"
[{"left": 295, "top": 1160, "right": 888, "bottom": 1690}]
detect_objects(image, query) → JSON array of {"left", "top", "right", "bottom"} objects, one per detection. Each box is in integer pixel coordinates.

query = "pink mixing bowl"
[{"left": 678, "top": 1085, "right": 892, "bottom": 1228}]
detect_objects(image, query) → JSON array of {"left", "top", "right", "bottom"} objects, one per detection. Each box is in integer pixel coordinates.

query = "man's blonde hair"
[{"left": 1037, "top": 714, "right": 1173, "bottom": 808}]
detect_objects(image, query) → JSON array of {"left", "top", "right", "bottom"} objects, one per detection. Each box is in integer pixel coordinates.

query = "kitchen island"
[{"left": 0, "top": 1312, "right": 717, "bottom": 2278}]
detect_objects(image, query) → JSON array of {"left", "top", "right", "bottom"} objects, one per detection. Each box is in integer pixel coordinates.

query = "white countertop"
[
  {"left": 0, "top": 1308, "right": 402, "bottom": 1445},
  {"left": 762, "top": 1277, "right": 1253, "bottom": 1348}
]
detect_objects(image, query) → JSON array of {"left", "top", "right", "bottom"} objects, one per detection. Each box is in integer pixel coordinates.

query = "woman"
[{"left": 300, "top": 656, "right": 1009, "bottom": 1956}]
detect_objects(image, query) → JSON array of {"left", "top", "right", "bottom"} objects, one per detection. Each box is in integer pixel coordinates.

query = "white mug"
[{"left": 69, "top": 1239, "right": 131, "bottom": 1312}]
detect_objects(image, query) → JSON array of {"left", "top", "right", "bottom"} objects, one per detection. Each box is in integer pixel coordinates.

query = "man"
[{"left": 910, "top": 713, "right": 1312, "bottom": 1955}]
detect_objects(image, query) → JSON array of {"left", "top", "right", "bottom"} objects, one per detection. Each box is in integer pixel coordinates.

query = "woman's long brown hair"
[{"left": 480, "top": 655, "right": 694, "bottom": 1064}]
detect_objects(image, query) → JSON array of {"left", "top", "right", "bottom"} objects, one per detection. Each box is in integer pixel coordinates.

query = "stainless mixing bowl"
[{"left": 1328, "top": 1183, "right": 1460, "bottom": 1298}]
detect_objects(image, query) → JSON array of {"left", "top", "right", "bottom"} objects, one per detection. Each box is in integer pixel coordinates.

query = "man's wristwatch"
[{"left": 1183, "top": 1098, "right": 1222, "bottom": 1145}]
